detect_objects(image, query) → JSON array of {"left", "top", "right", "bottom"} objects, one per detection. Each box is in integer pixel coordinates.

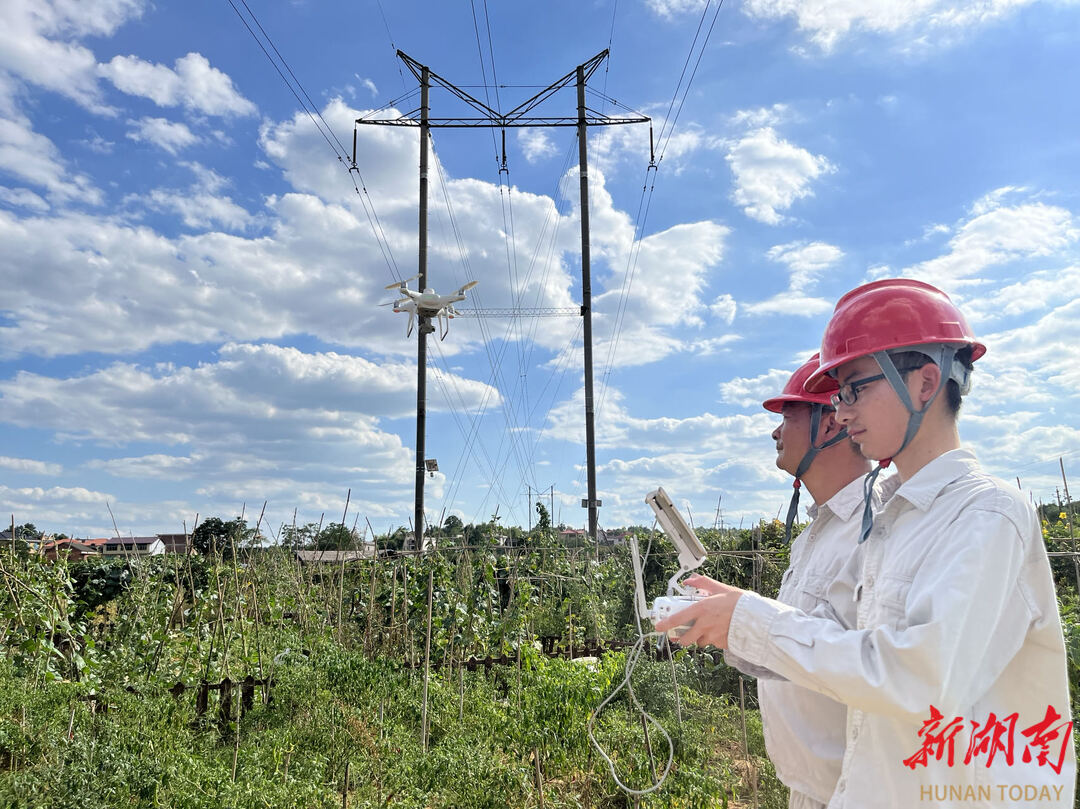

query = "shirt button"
[
  {"left": 865, "top": 575, "right": 875, "bottom": 587},
  {"left": 837, "top": 779, "right": 846, "bottom": 792}
]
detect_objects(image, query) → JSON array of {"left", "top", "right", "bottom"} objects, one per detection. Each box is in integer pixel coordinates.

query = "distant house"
[
  {"left": 558, "top": 528, "right": 588, "bottom": 544},
  {"left": 82, "top": 537, "right": 166, "bottom": 557},
  {"left": 155, "top": 533, "right": 190, "bottom": 554},
  {"left": 1, "top": 529, "right": 48, "bottom": 552},
  {"left": 294, "top": 547, "right": 376, "bottom": 565},
  {"left": 41, "top": 539, "right": 101, "bottom": 561},
  {"left": 600, "top": 529, "right": 629, "bottom": 545}
]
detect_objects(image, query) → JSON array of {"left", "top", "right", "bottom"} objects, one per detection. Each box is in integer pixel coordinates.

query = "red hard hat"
[
  {"left": 763, "top": 353, "right": 837, "bottom": 413},
  {"left": 805, "top": 278, "right": 986, "bottom": 393}
]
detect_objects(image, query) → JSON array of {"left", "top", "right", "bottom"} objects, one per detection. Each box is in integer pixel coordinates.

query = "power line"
[{"left": 225, "top": 0, "right": 347, "bottom": 160}]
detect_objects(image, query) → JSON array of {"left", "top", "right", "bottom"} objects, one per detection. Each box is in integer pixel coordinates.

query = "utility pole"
[
  {"left": 412, "top": 66, "right": 431, "bottom": 553},
  {"left": 356, "top": 50, "right": 648, "bottom": 546},
  {"left": 576, "top": 65, "right": 599, "bottom": 543}
]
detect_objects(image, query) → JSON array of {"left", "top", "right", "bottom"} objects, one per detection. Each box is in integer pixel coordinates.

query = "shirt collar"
[
  {"left": 888, "top": 447, "right": 980, "bottom": 511},
  {"left": 810, "top": 474, "right": 869, "bottom": 523}
]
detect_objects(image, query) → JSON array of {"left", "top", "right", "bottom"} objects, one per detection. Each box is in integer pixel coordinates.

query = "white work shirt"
[
  {"left": 727, "top": 475, "right": 868, "bottom": 804},
  {"left": 727, "top": 449, "right": 1075, "bottom": 809}
]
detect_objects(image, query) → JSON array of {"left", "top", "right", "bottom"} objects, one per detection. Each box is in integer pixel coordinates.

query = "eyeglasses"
[
  {"left": 831, "top": 365, "right": 924, "bottom": 407},
  {"left": 830, "top": 373, "right": 886, "bottom": 407}
]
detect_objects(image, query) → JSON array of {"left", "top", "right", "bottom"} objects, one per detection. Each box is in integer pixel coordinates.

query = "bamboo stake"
[
  {"left": 739, "top": 676, "right": 759, "bottom": 809},
  {"left": 228, "top": 530, "right": 248, "bottom": 664},
  {"left": 365, "top": 556, "right": 377, "bottom": 655},
  {"left": 639, "top": 712, "right": 658, "bottom": 783},
  {"left": 231, "top": 680, "right": 241, "bottom": 781},
  {"left": 336, "top": 492, "right": 352, "bottom": 638},
  {"left": 1060, "top": 459, "right": 1079, "bottom": 594},
  {"left": 389, "top": 564, "right": 398, "bottom": 652},
  {"left": 421, "top": 568, "right": 434, "bottom": 754},
  {"left": 533, "top": 749, "right": 545, "bottom": 808},
  {"left": 342, "top": 759, "right": 350, "bottom": 809},
  {"left": 403, "top": 562, "right": 411, "bottom": 666}
]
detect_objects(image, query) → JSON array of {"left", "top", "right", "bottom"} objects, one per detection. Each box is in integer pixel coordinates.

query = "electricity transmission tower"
[{"left": 356, "top": 49, "right": 649, "bottom": 549}]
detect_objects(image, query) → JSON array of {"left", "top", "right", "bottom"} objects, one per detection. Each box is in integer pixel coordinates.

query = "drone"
[{"left": 380, "top": 274, "right": 479, "bottom": 340}]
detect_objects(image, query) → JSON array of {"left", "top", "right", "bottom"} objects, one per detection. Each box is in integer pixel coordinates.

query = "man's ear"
[
  {"left": 818, "top": 409, "right": 845, "bottom": 441},
  {"left": 913, "top": 363, "right": 942, "bottom": 408}
]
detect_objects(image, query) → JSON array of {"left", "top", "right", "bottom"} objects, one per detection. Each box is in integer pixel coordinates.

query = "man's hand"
[{"left": 654, "top": 574, "right": 747, "bottom": 648}]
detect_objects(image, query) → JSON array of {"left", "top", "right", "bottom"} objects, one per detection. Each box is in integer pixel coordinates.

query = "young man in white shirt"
[
  {"left": 708, "top": 354, "right": 871, "bottom": 809},
  {"left": 659, "top": 279, "right": 1075, "bottom": 808}
]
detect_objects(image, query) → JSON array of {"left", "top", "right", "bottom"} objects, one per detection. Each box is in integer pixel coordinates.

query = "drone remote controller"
[
  {"left": 588, "top": 487, "right": 705, "bottom": 797},
  {"left": 630, "top": 487, "right": 708, "bottom": 638},
  {"left": 650, "top": 594, "right": 701, "bottom": 638}
]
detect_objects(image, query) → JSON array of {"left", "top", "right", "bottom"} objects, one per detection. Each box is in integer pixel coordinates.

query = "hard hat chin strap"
[
  {"left": 858, "top": 345, "right": 960, "bottom": 542},
  {"left": 784, "top": 403, "right": 849, "bottom": 544}
]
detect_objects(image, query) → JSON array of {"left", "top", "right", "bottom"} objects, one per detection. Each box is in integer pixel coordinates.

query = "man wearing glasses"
[{"left": 659, "top": 279, "right": 1074, "bottom": 807}]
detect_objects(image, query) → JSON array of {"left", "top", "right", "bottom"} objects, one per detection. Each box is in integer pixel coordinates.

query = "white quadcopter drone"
[
  {"left": 632, "top": 487, "right": 707, "bottom": 637},
  {"left": 381, "top": 274, "right": 479, "bottom": 340}
]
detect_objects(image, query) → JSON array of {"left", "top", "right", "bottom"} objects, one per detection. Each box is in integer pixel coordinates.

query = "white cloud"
[
  {"left": 743, "top": 294, "right": 833, "bottom": 317},
  {"left": 645, "top": 0, "right": 709, "bottom": 19},
  {"left": 903, "top": 189, "right": 1078, "bottom": 285},
  {"left": 544, "top": 385, "right": 789, "bottom": 526},
  {"left": 742, "top": 0, "right": 1047, "bottom": 53},
  {"left": 710, "top": 293, "right": 737, "bottom": 324},
  {"left": 730, "top": 103, "right": 791, "bottom": 129},
  {"left": 125, "top": 116, "right": 200, "bottom": 154},
  {"left": 766, "top": 240, "right": 844, "bottom": 291},
  {"left": 0, "top": 483, "right": 201, "bottom": 539},
  {"left": 0, "top": 344, "right": 500, "bottom": 526},
  {"left": 0, "top": 0, "right": 145, "bottom": 113},
  {"left": 99, "top": 52, "right": 257, "bottom": 117},
  {"left": 79, "top": 133, "right": 115, "bottom": 154},
  {"left": 726, "top": 127, "right": 834, "bottom": 224},
  {"left": 549, "top": 385, "right": 775, "bottom": 453},
  {"left": 962, "top": 266, "right": 1080, "bottom": 325},
  {"left": 690, "top": 334, "right": 742, "bottom": 356},
  {"left": 719, "top": 368, "right": 794, "bottom": 408},
  {"left": 0, "top": 343, "right": 498, "bottom": 441},
  {"left": 594, "top": 219, "right": 729, "bottom": 331},
  {"left": 140, "top": 187, "right": 253, "bottom": 231},
  {"left": 0, "top": 113, "right": 102, "bottom": 204},
  {"left": 740, "top": 240, "right": 843, "bottom": 317},
  {"left": 0, "top": 186, "right": 49, "bottom": 212},
  {"left": 128, "top": 162, "right": 254, "bottom": 231},
  {"left": 358, "top": 76, "right": 378, "bottom": 97},
  {"left": 89, "top": 454, "right": 197, "bottom": 480},
  {"left": 0, "top": 456, "right": 62, "bottom": 475},
  {"left": 518, "top": 129, "right": 558, "bottom": 163}
]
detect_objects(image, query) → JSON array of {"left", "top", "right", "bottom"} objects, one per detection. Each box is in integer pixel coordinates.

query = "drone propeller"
[
  {"left": 385, "top": 273, "right": 421, "bottom": 291},
  {"left": 456, "top": 280, "right": 479, "bottom": 294}
]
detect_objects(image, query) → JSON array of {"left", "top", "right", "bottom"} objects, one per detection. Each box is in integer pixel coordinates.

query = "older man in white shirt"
[
  {"left": 662, "top": 279, "right": 1075, "bottom": 808},
  {"left": 693, "top": 353, "right": 871, "bottom": 809}
]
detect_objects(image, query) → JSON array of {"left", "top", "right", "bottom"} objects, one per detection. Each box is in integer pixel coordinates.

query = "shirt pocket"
[
  {"left": 867, "top": 573, "right": 913, "bottom": 630},
  {"left": 792, "top": 572, "right": 833, "bottom": 615}
]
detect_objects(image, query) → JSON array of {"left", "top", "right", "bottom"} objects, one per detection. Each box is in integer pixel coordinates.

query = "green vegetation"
[{"left": 0, "top": 513, "right": 1075, "bottom": 807}]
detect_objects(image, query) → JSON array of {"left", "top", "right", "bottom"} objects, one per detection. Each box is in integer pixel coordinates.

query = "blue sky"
[{"left": 2, "top": 0, "right": 1080, "bottom": 539}]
